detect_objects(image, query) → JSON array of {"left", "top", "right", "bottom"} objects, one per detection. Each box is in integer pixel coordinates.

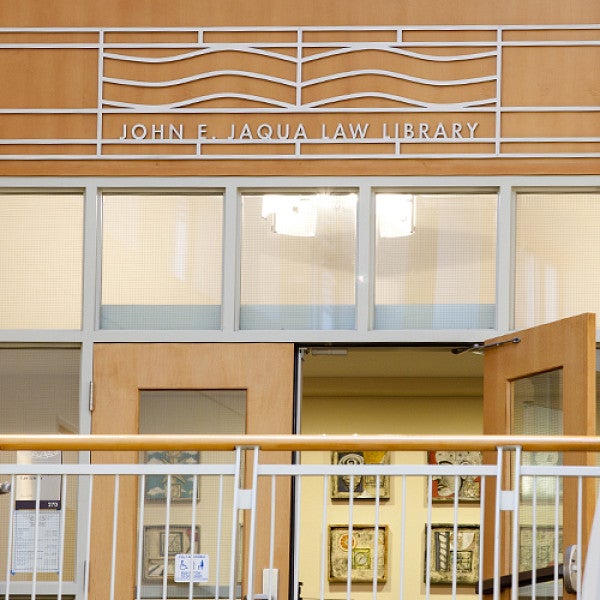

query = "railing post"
[
  {"left": 493, "top": 445, "right": 522, "bottom": 600},
  {"left": 230, "top": 446, "right": 260, "bottom": 600}
]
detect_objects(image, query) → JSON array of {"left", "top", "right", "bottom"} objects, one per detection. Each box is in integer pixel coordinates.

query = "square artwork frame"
[
  {"left": 331, "top": 451, "right": 390, "bottom": 500},
  {"left": 144, "top": 450, "right": 200, "bottom": 501},
  {"left": 328, "top": 525, "right": 388, "bottom": 583},
  {"left": 426, "top": 524, "right": 480, "bottom": 585},
  {"left": 428, "top": 450, "right": 482, "bottom": 503},
  {"left": 143, "top": 525, "right": 200, "bottom": 583},
  {"left": 519, "top": 525, "right": 563, "bottom": 571}
]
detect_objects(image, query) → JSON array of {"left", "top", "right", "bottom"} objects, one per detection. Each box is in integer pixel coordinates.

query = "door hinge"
[{"left": 89, "top": 381, "right": 94, "bottom": 412}]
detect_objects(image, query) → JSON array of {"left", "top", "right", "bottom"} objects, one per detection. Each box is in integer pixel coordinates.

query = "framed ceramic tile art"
[
  {"left": 331, "top": 451, "right": 390, "bottom": 500},
  {"left": 428, "top": 450, "right": 482, "bottom": 502},
  {"left": 143, "top": 525, "right": 200, "bottom": 582},
  {"left": 328, "top": 525, "right": 388, "bottom": 583},
  {"left": 426, "top": 524, "right": 479, "bottom": 585},
  {"left": 144, "top": 450, "right": 199, "bottom": 501}
]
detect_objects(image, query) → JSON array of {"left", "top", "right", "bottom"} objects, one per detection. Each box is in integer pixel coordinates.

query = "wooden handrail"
[{"left": 2, "top": 434, "right": 600, "bottom": 452}]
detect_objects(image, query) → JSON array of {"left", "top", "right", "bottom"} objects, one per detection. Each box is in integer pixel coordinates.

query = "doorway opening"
[{"left": 300, "top": 345, "right": 485, "bottom": 438}]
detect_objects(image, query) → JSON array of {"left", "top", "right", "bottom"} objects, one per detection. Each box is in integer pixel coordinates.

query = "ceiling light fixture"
[
  {"left": 261, "top": 193, "right": 356, "bottom": 237},
  {"left": 376, "top": 193, "right": 415, "bottom": 238},
  {"left": 261, "top": 194, "right": 318, "bottom": 237}
]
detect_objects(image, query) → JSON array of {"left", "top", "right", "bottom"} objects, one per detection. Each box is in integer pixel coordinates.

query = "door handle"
[
  {"left": 0, "top": 481, "right": 11, "bottom": 494},
  {"left": 563, "top": 545, "right": 577, "bottom": 593}
]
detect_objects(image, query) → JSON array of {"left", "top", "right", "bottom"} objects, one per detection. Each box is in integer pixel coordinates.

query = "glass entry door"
[{"left": 90, "top": 343, "right": 295, "bottom": 600}]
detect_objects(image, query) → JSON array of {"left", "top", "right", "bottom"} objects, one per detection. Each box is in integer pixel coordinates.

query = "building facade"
[{"left": 0, "top": 1, "right": 599, "bottom": 598}]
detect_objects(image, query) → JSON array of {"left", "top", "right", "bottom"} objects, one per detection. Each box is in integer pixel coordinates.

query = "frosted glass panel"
[
  {"left": 515, "top": 192, "right": 600, "bottom": 329},
  {"left": 139, "top": 390, "right": 245, "bottom": 597},
  {"left": 240, "top": 192, "right": 357, "bottom": 330},
  {"left": 0, "top": 193, "right": 83, "bottom": 329},
  {"left": 512, "top": 370, "right": 563, "bottom": 577},
  {"left": 0, "top": 346, "right": 80, "bottom": 584},
  {"left": 101, "top": 192, "right": 223, "bottom": 329},
  {"left": 374, "top": 192, "right": 497, "bottom": 329}
]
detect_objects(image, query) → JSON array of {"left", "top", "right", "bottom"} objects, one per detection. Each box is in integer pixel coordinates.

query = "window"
[
  {"left": 101, "top": 191, "right": 223, "bottom": 329},
  {"left": 0, "top": 192, "right": 83, "bottom": 329},
  {"left": 240, "top": 191, "right": 357, "bottom": 330},
  {"left": 515, "top": 191, "right": 600, "bottom": 329},
  {"left": 374, "top": 191, "right": 497, "bottom": 329}
]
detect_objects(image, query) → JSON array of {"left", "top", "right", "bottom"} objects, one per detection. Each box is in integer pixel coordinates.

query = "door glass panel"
[
  {"left": 139, "top": 390, "right": 245, "bottom": 598},
  {"left": 512, "top": 370, "right": 563, "bottom": 587},
  {"left": 0, "top": 346, "right": 80, "bottom": 587}
]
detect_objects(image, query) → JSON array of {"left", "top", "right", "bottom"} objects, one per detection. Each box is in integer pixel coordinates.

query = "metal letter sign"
[{"left": 0, "top": 25, "right": 598, "bottom": 160}]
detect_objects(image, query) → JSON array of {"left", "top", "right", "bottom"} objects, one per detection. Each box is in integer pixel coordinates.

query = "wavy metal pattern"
[
  {"left": 101, "top": 37, "right": 499, "bottom": 110},
  {"left": 0, "top": 25, "right": 598, "bottom": 159}
]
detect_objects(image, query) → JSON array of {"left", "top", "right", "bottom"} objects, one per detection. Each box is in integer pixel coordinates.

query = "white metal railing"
[{"left": 1, "top": 434, "right": 600, "bottom": 600}]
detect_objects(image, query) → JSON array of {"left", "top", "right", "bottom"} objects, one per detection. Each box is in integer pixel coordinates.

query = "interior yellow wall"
[{"left": 299, "top": 378, "right": 483, "bottom": 599}]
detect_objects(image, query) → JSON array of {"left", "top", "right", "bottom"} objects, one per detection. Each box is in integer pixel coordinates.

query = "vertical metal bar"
[
  {"left": 4, "top": 474, "right": 15, "bottom": 600},
  {"left": 295, "top": 29, "right": 302, "bottom": 108},
  {"left": 372, "top": 475, "right": 381, "bottom": 600},
  {"left": 531, "top": 475, "right": 538, "bottom": 599},
  {"left": 553, "top": 476, "right": 560, "bottom": 600},
  {"left": 214, "top": 475, "right": 224, "bottom": 600},
  {"left": 510, "top": 447, "right": 522, "bottom": 600},
  {"left": 492, "top": 448, "right": 503, "bottom": 600},
  {"left": 162, "top": 474, "right": 172, "bottom": 600},
  {"left": 221, "top": 183, "right": 238, "bottom": 334},
  {"left": 83, "top": 475, "right": 94, "bottom": 600},
  {"left": 346, "top": 476, "right": 354, "bottom": 600},
  {"left": 229, "top": 448, "right": 242, "bottom": 600},
  {"left": 399, "top": 475, "right": 406, "bottom": 600},
  {"left": 425, "top": 475, "right": 433, "bottom": 600},
  {"left": 496, "top": 183, "right": 513, "bottom": 332},
  {"left": 267, "top": 475, "right": 276, "bottom": 599},
  {"left": 478, "top": 476, "right": 486, "bottom": 599},
  {"left": 188, "top": 474, "right": 198, "bottom": 600},
  {"left": 246, "top": 447, "right": 260, "bottom": 600},
  {"left": 31, "top": 473, "right": 42, "bottom": 600},
  {"left": 356, "top": 182, "right": 372, "bottom": 334},
  {"left": 109, "top": 475, "right": 120, "bottom": 600},
  {"left": 576, "top": 476, "right": 583, "bottom": 599},
  {"left": 452, "top": 475, "right": 459, "bottom": 599},
  {"left": 96, "top": 30, "right": 104, "bottom": 157},
  {"left": 136, "top": 474, "right": 146, "bottom": 600},
  {"left": 319, "top": 474, "right": 328, "bottom": 600},
  {"left": 292, "top": 469, "right": 302, "bottom": 600},
  {"left": 57, "top": 474, "right": 68, "bottom": 600},
  {"left": 495, "top": 27, "right": 502, "bottom": 156}
]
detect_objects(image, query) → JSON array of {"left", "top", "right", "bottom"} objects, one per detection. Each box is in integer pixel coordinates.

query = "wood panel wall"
[{"left": 0, "top": 0, "right": 598, "bottom": 177}]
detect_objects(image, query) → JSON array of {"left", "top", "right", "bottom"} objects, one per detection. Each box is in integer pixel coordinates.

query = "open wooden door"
[
  {"left": 89, "top": 343, "right": 294, "bottom": 600},
  {"left": 483, "top": 313, "right": 596, "bottom": 597}
]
